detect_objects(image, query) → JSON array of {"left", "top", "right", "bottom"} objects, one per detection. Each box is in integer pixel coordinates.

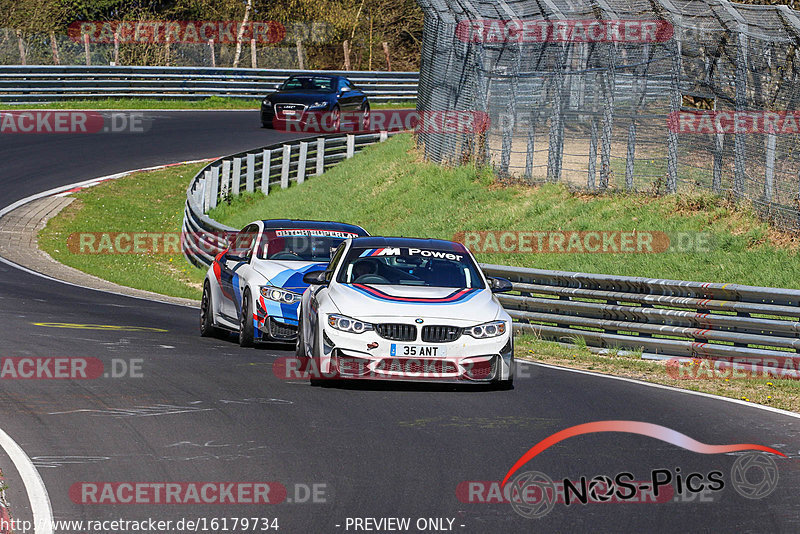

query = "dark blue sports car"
[{"left": 260, "top": 74, "right": 370, "bottom": 131}]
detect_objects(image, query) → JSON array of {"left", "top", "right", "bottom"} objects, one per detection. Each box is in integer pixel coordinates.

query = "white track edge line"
[{"left": 0, "top": 427, "right": 53, "bottom": 534}]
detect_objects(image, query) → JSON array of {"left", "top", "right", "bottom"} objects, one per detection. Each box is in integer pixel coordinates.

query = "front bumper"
[
  {"left": 254, "top": 296, "right": 299, "bottom": 341},
  {"left": 316, "top": 323, "right": 514, "bottom": 382}
]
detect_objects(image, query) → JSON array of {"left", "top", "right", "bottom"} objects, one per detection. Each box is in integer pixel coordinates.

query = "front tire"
[
  {"left": 495, "top": 378, "right": 514, "bottom": 391},
  {"left": 360, "top": 102, "right": 370, "bottom": 131},
  {"left": 239, "top": 290, "right": 255, "bottom": 347},
  {"left": 328, "top": 105, "right": 341, "bottom": 132},
  {"left": 200, "top": 281, "right": 217, "bottom": 337}
]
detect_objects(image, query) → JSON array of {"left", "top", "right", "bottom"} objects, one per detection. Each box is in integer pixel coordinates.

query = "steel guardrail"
[
  {"left": 0, "top": 66, "right": 418, "bottom": 103},
  {"left": 480, "top": 264, "right": 800, "bottom": 364},
  {"left": 181, "top": 130, "right": 392, "bottom": 268}
]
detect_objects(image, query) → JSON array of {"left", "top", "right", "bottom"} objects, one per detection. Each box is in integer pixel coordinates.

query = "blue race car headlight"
[
  {"left": 261, "top": 286, "right": 301, "bottom": 304},
  {"left": 327, "top": 314, "right": 373, "bottom": 334},
  {"left": 308, "top": 101, "right": 328, "bottom": 110},
  {"left": 466, "top": 320, "right": 507, "bottom": 339}
]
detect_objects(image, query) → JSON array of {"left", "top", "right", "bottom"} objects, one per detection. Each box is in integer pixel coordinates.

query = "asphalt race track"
[{"left": 1, "top": 111, "right": 799, "bottom": 533}]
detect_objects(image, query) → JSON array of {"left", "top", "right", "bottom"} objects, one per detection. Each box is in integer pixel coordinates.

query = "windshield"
[
  {"left": 336, "top": 246, "right": 485, "bottom": 288},
  {"left": 256, "top": 229, "right": 359, "bottom": 262},
  {"left": 280, "top": 76, "right": 335, "bottom": 92}
]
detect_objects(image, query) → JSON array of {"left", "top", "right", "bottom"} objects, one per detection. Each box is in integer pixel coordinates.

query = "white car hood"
[{"left": 329, "top": 283, "right": 501, "bottom": 322}]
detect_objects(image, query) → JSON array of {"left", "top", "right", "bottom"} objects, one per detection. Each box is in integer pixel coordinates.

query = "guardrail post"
[
  {"left": 297, "top": 142, "right": 308, "bottom": 184},
  {"left": 221, "top": 160, "right": 231, "bottom": 199},
  {"left": 246, "top": 153, "right": 255, "bottom": 193},
  {"left": 380, "top": 131, "right": 388, "bottom": 142},
  {"left": 209, "top": 166, "right": 220, "bottom": 209},
  {"left": 281, "top": 145, "right": 291, "bottom": 188},
  {"left": 261, "top": 149, "right": 271, "bottom": 195},
  {"left": 346, "top": 135, "right": 355, "bottom": 158},
  {"left": 203, "top": 169, "right": 213, "bottom": 212},
  {"left": 231, "top": 157, "right": 242, "bottom": 196},
  {"left": 316, "top": 138, "right": 325, "bottom": 175}
]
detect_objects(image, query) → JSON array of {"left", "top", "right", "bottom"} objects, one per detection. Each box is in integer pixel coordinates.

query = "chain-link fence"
[{"left": 415, "top": 0, "right": 800, "bottom": 231}]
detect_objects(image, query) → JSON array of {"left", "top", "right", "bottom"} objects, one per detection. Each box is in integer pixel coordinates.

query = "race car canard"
[
  {"left": 200, "top": 219, "right": 369, "bottom": 346},
  {"left": 296, "top": 236, "right": 515, "bottom": 387}
]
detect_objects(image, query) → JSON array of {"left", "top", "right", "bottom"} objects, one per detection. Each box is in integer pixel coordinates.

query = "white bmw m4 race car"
[
  {"left": 296, "top": 237, "right": 515, "bottom": 387},
  {"left": 200, "top": 220, "right": 369, "bottom": 346}
]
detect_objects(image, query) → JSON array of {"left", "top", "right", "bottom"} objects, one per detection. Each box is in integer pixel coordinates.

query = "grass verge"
[
  {"left": 38, "top": 164, "right": 208, "bottom": 300},
  {"left": 4, "top": 97, "right": 413, "bottom": 110}
]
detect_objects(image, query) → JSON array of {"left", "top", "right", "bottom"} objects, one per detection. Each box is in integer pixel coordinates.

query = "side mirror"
[
  {"left": 225, "top": 251, "right": 249, "bottom": 263},
  {"left": 303, "top": 270, "right": 328, "bottom": 285},
  {"left": 488, "top": 277, "right": 513, "bottom": 293}
]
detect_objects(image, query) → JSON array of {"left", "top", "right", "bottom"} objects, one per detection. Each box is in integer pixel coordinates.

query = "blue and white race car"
[
  {"left": 296, "top": 237, "right": 515, "bottom": 387},
  {"left": 200, "top": 220, "right": 369, "bottom": 346}
]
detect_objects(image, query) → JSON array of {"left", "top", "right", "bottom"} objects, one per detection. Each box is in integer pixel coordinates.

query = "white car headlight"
[
  {"left": 260, "top": 286, "right": 301, "bottom": 304},
  {"left": 327, "top": 314, "right": 373, "bottom": 334},
  {"left": 466, "top": 320, "right": 507, "bottom": 339}
]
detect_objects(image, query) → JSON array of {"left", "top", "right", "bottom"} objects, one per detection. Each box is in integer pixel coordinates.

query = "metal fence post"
[
  {"left": 547, "top": 46, "right": 568, "bottom": 183},
  {"left": 588, "top": 117, "right": 598, "bottom": 190},
  {"left": 600, "top": 47, "right": 615, "bottom": 190},
  {"left": 500, "top": 104, "right": 513, "bottom": 177},
  {"left": 667, "top": 40, "right": 681, "bottom": 194},
  {"left": 712, "top": 133, "right": 724, "bottom": 194},
  {"left": 525, "top": 114, "right": 535, "bottom": 182},
  {"left": 625, "top": 121, "right": 636, "bottom": 191},
  {"left": 765, "top": 132, "right": 776, "bottom": 203},
  {"left": 733, "top": 29, "right": 748, "bottom": 201},
  {"left": 231, "top": 157, "right": 242, "bottom": 196},
  {"left": 297, "top": 142, "right": 308, "bottom": 184},
  {"left": 220, "top": 160, "right": 231, "bottom": 199},
  {"left": 261, "top": 149, "right": 271, "bottom": 195},
  {"left": 281, "top": 145, "right": 291, "bottom": 188},
  {"left": 346, "top": 135, "right": 355, "bottom": 158},
  {"left": 246, "top": 153, "right": 255, "bottom": 193},
  {"left": 316, "top": 138, "right": 325, "bottom": 175}
]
